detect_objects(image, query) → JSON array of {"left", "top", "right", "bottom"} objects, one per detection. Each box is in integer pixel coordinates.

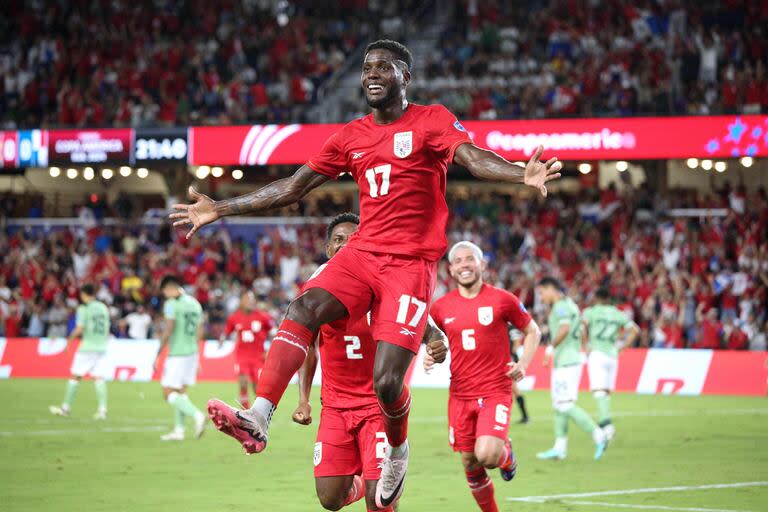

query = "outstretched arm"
[
  {"left": 170, "top": 165, "right": 330, "bottom": 238},
  {"left": 453, "top": 143, "right": 562, "bottom": 197}
]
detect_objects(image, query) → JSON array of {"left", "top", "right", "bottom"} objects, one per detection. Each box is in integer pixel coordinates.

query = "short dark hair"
[
  {"left": 595, "top": 287, "right": 611, "bottom": 301},
  {"left": 365, "top": 39, "right": 412, "bottom": 71},
  {"left": 160, "top": 274, "right": 182, "bottom": 289},
  {"left": 538, "top": 276, "right": 564, "bottom": 291},
  {"left": 80, "top": 283, "right": 96, "bottom": 296},
  {"left": 326, "top": 212, "right": 360, "bottom": 243}
]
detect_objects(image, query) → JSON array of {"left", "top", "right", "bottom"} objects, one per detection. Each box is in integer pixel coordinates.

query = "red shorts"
[
  {"left": 313, "top": 404, "right": 387, "bottom": 480},
  {"left": 234, "top": 360, "right": 263, "bottom": 382},
  {"left": 304, "top": 245, "right": 437, "bottom": 354},
  {"left": 447, "top": 394, "right": 512, "bottom": 453}
]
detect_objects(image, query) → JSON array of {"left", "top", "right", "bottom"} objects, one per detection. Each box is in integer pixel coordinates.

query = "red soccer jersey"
[
  {"left": 318, "top": 314, "right": 378, "bottom": 409},
  {"left": 225, "top": 310, "right": 274, "bottom": 362},
  {"left": 307, "top": 103, "right": 472, "bottom": 261},
  {"left": 431, "top": 284, "right": 532, "bottom": 399}
]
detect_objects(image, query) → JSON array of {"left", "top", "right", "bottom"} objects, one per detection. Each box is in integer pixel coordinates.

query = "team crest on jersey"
[
  {"left": 313, "top": 442, "right": 322, "bottom": 466},
  {"left": 393, "top": 131, "right": 413, "bottom": 158},
  {"left": 478, "top": 306, "right": 494, "bottom": 326}
]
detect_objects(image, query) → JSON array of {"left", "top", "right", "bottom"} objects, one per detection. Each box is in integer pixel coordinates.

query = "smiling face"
[
  {"left": 361, "top": 48, "right": 410, "bottom": 109},
  {"left": 449, "top": 246, "right": 485, "bottom": 288}
]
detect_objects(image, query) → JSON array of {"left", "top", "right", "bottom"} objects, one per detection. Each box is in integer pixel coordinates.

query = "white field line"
[
  {"left": 562, "top": 499, "right": 756, "bottom": 512},
  {"left": 507, "top": 481, "right": 768, "bottom": 503},
  {"left": 0, "top": 425, "right": 167, "bottom": 437}
]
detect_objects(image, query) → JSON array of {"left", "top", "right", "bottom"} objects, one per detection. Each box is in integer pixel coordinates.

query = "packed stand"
[
  {"left": 0, "top": 0, "right": 378, "bottom": 129},
  {"left": 407, "top": 0, "right": 768, "bottom": 120}
]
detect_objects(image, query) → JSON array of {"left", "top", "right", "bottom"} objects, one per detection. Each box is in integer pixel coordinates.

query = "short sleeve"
[
  {"left": 163, "top": 300, "right": 176, "bottom": 320},
  {"left": 75, "top": 306, "right": 86, "bottom": 327},
  {"left": 224, "top": 315, "right": 235, "bottom": 336},
  {"left": 427, "top": 105, "right": 472, "bottom": 162},
  {"left": 306, "top": 131, "right": 346, "bottom": 178},
  {"left": 502, "top": 292, "right": 532, "bottom": 330},
  {"left": 429, "top": 301, "right": 444, "bottom": 331}
]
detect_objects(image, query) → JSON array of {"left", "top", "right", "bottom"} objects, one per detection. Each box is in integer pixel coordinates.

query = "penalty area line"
[{"left": 560, "top": 499, "right": 756, "bottom": 512}]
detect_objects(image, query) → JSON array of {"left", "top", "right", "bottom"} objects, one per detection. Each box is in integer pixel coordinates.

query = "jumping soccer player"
[
  {"left": 291, "top": 212, "right": 448, "bottom": 512},
  {"left": 430, "top": 242, "right": 541, "bottom": 512},
  {"left": 220, "top": 291, "right": 274, "bottom": 408},
  {"left": 581, "top": 287, "right": 639, "bottom": 440},
  {"left": 170, "top": 39, "right": 561, "bottom": 506},
  {"left": 50, "top": 284, "right": 111, "bottom": 420},
  {"left": 535, "top": 277, "right": 607, "bottom": 461},
  {"left": 155, "top": 275, "right": 207, "bottom": 441}
]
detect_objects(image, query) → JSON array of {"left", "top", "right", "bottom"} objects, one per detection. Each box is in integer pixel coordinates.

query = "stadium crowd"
[{"left": 1, "top": 185, "right": 766, "bottom": 351}]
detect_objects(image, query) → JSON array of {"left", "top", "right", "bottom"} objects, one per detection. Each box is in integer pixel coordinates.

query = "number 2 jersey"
[
  {"left": 224, "top": 309, "right": 275, "bottom": 363},
  {"left": 430, "top": 284, "right": 532, "bottom": 399},
  {"left": 307, "top": 103, "right": 472, "bottom": 262}
]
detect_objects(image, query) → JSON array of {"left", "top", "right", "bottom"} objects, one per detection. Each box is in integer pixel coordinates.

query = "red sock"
[
  {"left": 496, "top": 439, "right": 514, "bottom": 470},
  {"left": 342, "top": 475, "right": 365, "bottom": 507},
  {"left": 256, "top": 319, "right": 313, "bottom": 405},
  {"left": 378, "top": 385, "right": 411, "bottom": 447},
  {"left": 465, "top": 467, "right": 498, "bottom": 512},
  {"left": 368, "top": 508, "right": 395, "bottom": 512}
]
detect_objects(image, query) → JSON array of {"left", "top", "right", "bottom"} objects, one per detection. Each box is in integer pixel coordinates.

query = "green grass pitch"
[{"left": 1, "top": 379, "right": 766, "bottom": 512}]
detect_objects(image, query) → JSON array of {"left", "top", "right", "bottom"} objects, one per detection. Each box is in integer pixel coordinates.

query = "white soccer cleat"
[
  {"left": 193, "top": 412, "right": 207, "bottom": 439},
  {"left": 160, "top": 428, "right": 185, "bottom": 441},
  {"left": 49, "top": 405, "right": 70, "bottom": 417},
  {"left": 536, "top": 447, "right": 567, "bottom": 460},
  {"left": 375, "top": 441, "right": 409, "bottom": 508},
  {"left": 93, "top": 409, "right": 107, "bottom": 421},
  {"left": 603, "top": 424, "right": 616, "bottom": 441}
]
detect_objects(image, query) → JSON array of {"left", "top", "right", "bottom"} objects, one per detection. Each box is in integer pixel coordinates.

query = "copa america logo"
[{"left": 238, "top": 124, "right": 302, "bottom": 165}]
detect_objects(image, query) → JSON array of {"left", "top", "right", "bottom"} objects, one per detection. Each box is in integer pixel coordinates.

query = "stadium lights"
[
  {"left": 740, "top": 156, "right": 754, "bottom": 168},
  {"left": 137, "top": 168, "right": 149, "bottom": 178},
  {"left": 196, "top": 166, "right": 210, "bottom": 179},
  {"left": 701, "top": 159, "right": 713, "bottom": 171},
  {"left": 578, "top": 163, "right": 592, "bottom": 174},
  {"left": 101, "top": 168, "right": 114, "bottom": 179},
  {"left": 66, "top": 168, "right": 78, "bottom": 179},
  {"left": 211, "top": 166, "right": 224, "bottom": 178},
  {"left": 49, "top": 167, "right": 61, "bottom": 177},
  {"left": 119, "top": 166, "right": 132, "bottom": 177},
  {"left": 83, "top": 167, "right": 95, "bottom": 181},
  {"left": 686, "top": 158, "right": 699, "bottom": 169},
  {"left": 616, "top": 161, "right": 629, "bottom": 172},
  {"left": 232, "top": 169, "right": 244, "bottom": 180},
  {"left": 714, "top": 161, "right": 727, "bottom": 173}
]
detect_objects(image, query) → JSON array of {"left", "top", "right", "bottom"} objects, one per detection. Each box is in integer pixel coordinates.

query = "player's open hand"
[
  {"left": 506, "top": 361, "right": 526, "bottom": 382},
  {"left": 169, "top": 186, "right": 219, "bottom": 239},
  {"left": 292, "top": 402, "right": 312, "bottom": 425},
  {"left": 523, "top": 145, "right": 562, "bottom": 197}
]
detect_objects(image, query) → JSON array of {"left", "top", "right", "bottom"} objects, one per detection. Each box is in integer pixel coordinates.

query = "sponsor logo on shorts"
[
  {"left": 448, "top": 426, "right": 455, "bottom": 445},
  {"left": 313, "top": 442, "right": 322, "bottom": 466}
]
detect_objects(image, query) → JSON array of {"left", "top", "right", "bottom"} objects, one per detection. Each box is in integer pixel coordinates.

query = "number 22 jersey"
[{"left": 307, "top": 103, "right": 472, "bottom": 262}]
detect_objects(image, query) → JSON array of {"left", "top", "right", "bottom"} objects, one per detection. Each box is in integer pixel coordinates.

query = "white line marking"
[
  {"left": 563, "top": 499, "right": 755, "bottom": 512},
  {"left": 0, "top": 426, "right": 167, "bottom": 437},
  {"left": 507, "top": 482, "right": 768, "bottom": 503}
]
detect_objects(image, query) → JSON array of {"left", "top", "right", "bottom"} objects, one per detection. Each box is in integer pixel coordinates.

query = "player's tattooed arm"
[
  {"left": 453, "top": 143, "right": 562, "bottom": 197},
  {"left": 170, "top": 165, "right": 330, "bottom": 239}
]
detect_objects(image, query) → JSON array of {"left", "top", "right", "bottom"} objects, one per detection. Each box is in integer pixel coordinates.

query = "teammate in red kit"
[
  {"left": 430, "top": 241, "right": 541, "bottom": 512},
  {"left": 220, "top": 291, "right": 275, "bottom": 408},
  {"left": 292, "top": 212, "right": 448, "bottom": 512},
  {"left": 170, "top": 39, "right": 560, "bottom": 506}
]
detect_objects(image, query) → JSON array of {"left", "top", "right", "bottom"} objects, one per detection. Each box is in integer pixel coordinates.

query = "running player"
[
  {"left": 155, "top": 275, "right": 207, "bottom": 441},
  {"left": 291, "top": 212, "right": 448, "bottom": 511},
  {"left": 50, "top": 284, "right": 110, "bottom": 420},
  {"left": 171, "top": 39, "right": 561, "bottom": 506},
  {"left": 220, "top": 291, "right": 275, "bottom": 408},
  {"left": 535, "top": 277, "right": 607, "bottom": 461},
  {"left": 581, "top": 287, "right": 639, "bottom": 440},
  {"left": 430, "top": 242, "right": 541, "bottom": 512}
]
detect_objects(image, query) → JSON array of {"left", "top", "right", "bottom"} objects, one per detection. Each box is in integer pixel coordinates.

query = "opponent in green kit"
[
  {"left": 535, "top": 277, "right": 607, "bottom": 461},
  {"left": 155, "top": 275, "right": 207, "bottom": 441},
  {"left": 50, "top": 284, "right": 111, "bottom": 419},
  {"left": 581, "top": 287, "right": 639, "bottom": 441}
]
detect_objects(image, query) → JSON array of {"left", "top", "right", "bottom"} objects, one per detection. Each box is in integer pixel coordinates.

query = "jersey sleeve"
[
  {"left": 75, "top": 305, "right": 86, "bottom": 327},
  {"left": 163, "top": 300, "right": 176, "bottom": 320},
  {"left": 306, "top": 131, "right": 346, "bottom": 178},
  {"left": 224, "top": 315, "right": 236, "bottom": 336},
  {"left": 427, "top": 105, "right": 472, "bottom": 163},
  {"left": 429, "top": 300, "right": 445, "bottom": 331},
  {"left": 502, "top": 291, "right": 532, "bottom": 330}
]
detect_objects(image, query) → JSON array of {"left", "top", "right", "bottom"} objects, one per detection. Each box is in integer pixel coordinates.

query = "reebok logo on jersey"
[
  {"left": 399, "top": 327, "right": 417, "bottom": 338},
  {"left": 444, "top": 317, "right": 456, "bottom": 324},
  {"left": 352, "top": 151, "right": 365, "bottom": 159}
]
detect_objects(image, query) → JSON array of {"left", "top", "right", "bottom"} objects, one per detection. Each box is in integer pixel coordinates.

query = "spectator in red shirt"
[
  {"left": 724, "top": 318, "right": 748, "bottom": 350},
  {"left": 693, "top": 305, "right": 723, "bottom": 349}
]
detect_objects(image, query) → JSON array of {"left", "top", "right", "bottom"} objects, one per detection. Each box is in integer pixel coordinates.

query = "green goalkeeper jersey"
[
  {"left": 548, "top": 296, "right": 582, "bottom": 368},
  {"left": 582, "top": 304, "right": 632, "bottom": 358},
  {"left": 76, "top": 300, "right": 111, "bottom": 353},
  {"left": 163, "top": 293, "right": 203, "bottom": 357}
]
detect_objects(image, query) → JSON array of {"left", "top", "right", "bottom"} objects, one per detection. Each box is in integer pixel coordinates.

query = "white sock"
[
  {"left": 251, "top": 397, "right": 275, "bottom": 426},
  {"left": 554, "top": 437, "right": 568, "bottom": 453},
  {"left": 388, "top": 441, "right": 408, "bottom": 458},
  {"left": 592, "top": 427, "right": 606, "bottom": 444}
]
